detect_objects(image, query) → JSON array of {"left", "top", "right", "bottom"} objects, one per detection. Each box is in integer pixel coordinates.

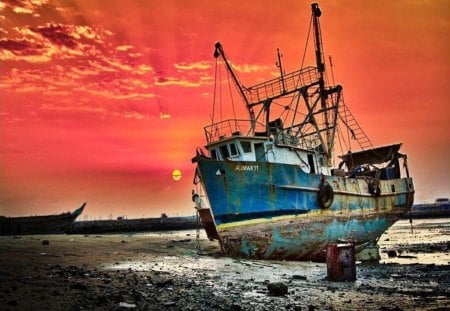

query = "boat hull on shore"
[
  {"left": 196, "top": 158, "right": 414, "bottom": 261},
  {"left": 0, "top": 203, "right": 85, "bottom": 236}
]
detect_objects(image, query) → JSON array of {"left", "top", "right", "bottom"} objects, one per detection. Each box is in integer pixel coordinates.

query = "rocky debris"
[
  {"left": 267, "top": 282, "right": 288, "bottom": 296},
  {"left": 70, "top": 282, "right": 88, "bottom": 290},
  {"left": 8, "top": 300, "right": 18, "bottom": 306},
  {"left": 119, "top": 301, "right": 136, "bottom": 308},
  {"left": 1, "top": 224, "right": 449, "bottom": 311},
  {"left": 387, "top": 250, "right": 397, "bottom": 257},
  {"left": 292, "top": 275, "right": 307, "bottom": 281}
]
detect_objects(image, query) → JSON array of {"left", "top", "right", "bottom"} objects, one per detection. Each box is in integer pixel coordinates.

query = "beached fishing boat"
[
  {"left": 192, "top": 3, "right": 414, "bottom": 261},
  {"left": 0, "top": 203, "right": 86, "bottom": 235}
]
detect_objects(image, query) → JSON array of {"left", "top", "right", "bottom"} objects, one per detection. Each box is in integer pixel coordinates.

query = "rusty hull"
[
  {"left": 217, "top": 208, "right": 406, "bottom": 262},
  {"left": 195, "top": 158, "right": 414, "bottom": 262}
]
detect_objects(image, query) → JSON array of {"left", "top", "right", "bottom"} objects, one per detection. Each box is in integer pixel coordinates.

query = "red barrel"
[{"left": 326, "top": 243, "right": 356, "bottom": 282}]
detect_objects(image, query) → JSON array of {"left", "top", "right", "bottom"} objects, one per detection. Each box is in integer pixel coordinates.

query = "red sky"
[{"left": 0, "top": 0, "right": 449, "bottom": 218}]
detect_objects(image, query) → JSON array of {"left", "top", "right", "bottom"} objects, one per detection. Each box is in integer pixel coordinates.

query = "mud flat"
[{"left": 0, "top": 219, "right": 449, "bottom": 310}]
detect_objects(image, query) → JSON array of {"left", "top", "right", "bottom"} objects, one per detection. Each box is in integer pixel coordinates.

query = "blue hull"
[{"left": 197, "top": 158, "right": 414, "bottom": 260}]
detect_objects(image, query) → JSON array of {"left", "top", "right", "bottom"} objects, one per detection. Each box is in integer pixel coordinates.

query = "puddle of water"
[
  {"left": 379, "top": 218, "right": 450, "bottom": 265},
  {"left": 106, "top": 218, "right": 450, "bottom": 277},
  {"left": 107, "top": 255, "right": 326, "bottom": 284}
]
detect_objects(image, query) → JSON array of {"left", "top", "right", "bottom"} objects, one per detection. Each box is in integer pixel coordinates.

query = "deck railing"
[
  {"left": 204, "top": 119, "right": 266, "bottom": 144},
  {"left": 243, "top": 66, "right": 319, "bottom": 105}
]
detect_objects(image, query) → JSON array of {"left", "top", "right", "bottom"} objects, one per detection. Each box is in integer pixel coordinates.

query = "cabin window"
[
  {"left": 254, "top": 143, "right": 265, "bottom": 161},
  {"left": 219, "top": 145, "right": 230, "bottom": 158},
  {"left": 241, "top": 141, "right": 252, "bottom": 153},
  {"left": 319, "top": 157, "right": 326, "bottom": 167},
  {"left": 210, "top": 149, "right": 218, "bottom": 160},
  {"left": 229, "top": 143, "right": 239, "bottom": 156}
]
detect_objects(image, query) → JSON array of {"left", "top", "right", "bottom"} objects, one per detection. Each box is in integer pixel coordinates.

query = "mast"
[
  {"left": 312, "top": 3, "right": 332, "bottom": 163},
  {"left": 276, "top": 48, "right": 286, "bottom": 94}
]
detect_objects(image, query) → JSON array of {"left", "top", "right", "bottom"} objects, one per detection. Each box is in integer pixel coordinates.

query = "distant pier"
[{"left": 67, "top": 214, "right": 200, "bottom": 234}]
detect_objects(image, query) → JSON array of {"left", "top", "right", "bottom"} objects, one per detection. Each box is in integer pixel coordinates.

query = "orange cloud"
[
  {"left": 116, "top": 45, "right": 133, "bottom": 52},
  {"left": 1, "top": 0, "right": 50, "bottom": 15},
  {"left": 174, "top": 61, "right": 211, "bottom": 71},
  {"left": 1, "top": 19, "right": 157, "bottom": 113},
  {"left": 154, "top": 76, "right": 202, "bottom": 87},
  {"left": 160, "top": 112, "right": 171, "bottom": 119}
]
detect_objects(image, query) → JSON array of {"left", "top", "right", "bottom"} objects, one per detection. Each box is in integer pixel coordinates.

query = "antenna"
[
  {"left": 329, "top": 55, "right": 336, "bottom": 86},
  {"left": 276, "top": 48, "right": 286, "bottom": 94}
]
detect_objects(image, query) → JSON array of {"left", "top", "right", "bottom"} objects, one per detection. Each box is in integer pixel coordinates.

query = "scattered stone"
[
  {"left": 70, "top": 282, "right": 88, "bottom": 291},
  {"left": 51, "top": 289, "right": 60, "bottom": 296},
  {"left": 163, "top": 301, "right": 176, "bottom": 307},
  {"left": 42, "top": 240, "right": 50, "bottom": 245},
  {"left": 292, "top": 275, "right": 307, "bottom": 281},
  {"left": 119, "top": 302, "right": 136, "bottom": 308},
  {"left": 230, "top": 304, "right": 242, "bottom": 311},
  {"left": 267, "top": 282, "right": 288, "bottom": 296},
  {"left": 155, "top": 279, "right": 174, "bottom": 287},
  {"left": 387, "top": 250, "right": 397, "bottom": 258},
  {"left": 379, "top": 306, "right": 403, "bottom": 311},
  {"left": 171, "top": 239, "right": 191, "bottom": 243}
]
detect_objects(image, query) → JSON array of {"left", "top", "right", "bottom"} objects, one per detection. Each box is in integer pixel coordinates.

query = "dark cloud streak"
[{"left": 29, "top": 24, "right": 77, "bottom": 48}]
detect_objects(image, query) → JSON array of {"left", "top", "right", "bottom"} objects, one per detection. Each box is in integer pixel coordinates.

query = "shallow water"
[
  {"left": 108, "top": 218, "right": 450, "bottom": 278},
  {"left": 2, "top": 219, "right": 447, "bottom": 310},
  {"left": 379, "top": 218, "right": 450, "bottom": 265}
]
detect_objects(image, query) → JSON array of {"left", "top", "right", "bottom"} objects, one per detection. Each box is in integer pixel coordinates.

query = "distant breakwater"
[{"left": 67, "top": 215, "right": 200, "bottom": 234}]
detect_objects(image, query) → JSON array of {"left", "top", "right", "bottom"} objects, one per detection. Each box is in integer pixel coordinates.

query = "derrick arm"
[{"left": 213, "top": 42, "right": 255, "bottom": 124}]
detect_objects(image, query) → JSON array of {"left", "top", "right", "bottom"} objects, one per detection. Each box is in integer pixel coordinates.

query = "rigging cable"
[
  {"left": 227, "top": 68, "right": 239, "bottom": 124},
  {"left": 329, "top": 55, "right": 336, "bottom": 86},
  {"left": 300, "top": 15, "right": 313, "bottom": 71},
  {"left": 219, "top": 60, "right": 223, "bottom": 125},
  {"left": 336, "top": 123, "right": 348, "bottom": 159},
  {"left": 212, "top": 58, "right": 218, "bottom": 123},
  {"left": 342, "top": 94, "right": 353, "bottom": 152}
]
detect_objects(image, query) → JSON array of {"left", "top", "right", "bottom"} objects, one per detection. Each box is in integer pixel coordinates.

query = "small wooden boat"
[{"left": 0, "top": 203, "right": 86, "bottom": 235}]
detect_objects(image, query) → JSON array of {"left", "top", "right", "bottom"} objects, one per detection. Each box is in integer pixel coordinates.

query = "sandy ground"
[{"left": 0, "top": 219, "right": 449, "bottom": 311}]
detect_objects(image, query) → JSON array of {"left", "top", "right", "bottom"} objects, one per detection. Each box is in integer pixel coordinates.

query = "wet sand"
[{"left": 0, "top": 219, "right": 449, "bottom": 310}]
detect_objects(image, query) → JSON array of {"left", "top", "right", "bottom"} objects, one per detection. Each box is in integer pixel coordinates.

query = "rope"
[
  {"left": 212, "top": 58, "right": 218, "bottom": 123},
  {"left": 196, "top": 209, "right": 201, "bottom": 252},
  {"left": 300, "top": 15, "right": 313, "bottom": 71},
  {"left": 227, "top": 69, "right": 238, "bottom": 122},
  {"left": 219, "top": 63, "right": 222, "bottom": 124}
]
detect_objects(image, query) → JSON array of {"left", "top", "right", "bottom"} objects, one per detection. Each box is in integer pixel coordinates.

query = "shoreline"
[{"left": 0, "top": 220, "right": 449, "bottom": 310}]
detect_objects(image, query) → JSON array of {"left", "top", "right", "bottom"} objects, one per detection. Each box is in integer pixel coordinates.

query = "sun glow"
[{"left": 172, "top": 169, "right": 182, "bottom": 181}]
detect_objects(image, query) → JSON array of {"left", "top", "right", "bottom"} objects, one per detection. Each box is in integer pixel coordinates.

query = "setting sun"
[{"left": 172, "top": 169, "right": 182, "bottom": 181}]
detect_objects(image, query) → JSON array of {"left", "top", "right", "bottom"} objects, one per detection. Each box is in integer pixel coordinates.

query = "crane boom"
[{"left": 213, "top": 42, "right": 255, "bottom": 124}]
